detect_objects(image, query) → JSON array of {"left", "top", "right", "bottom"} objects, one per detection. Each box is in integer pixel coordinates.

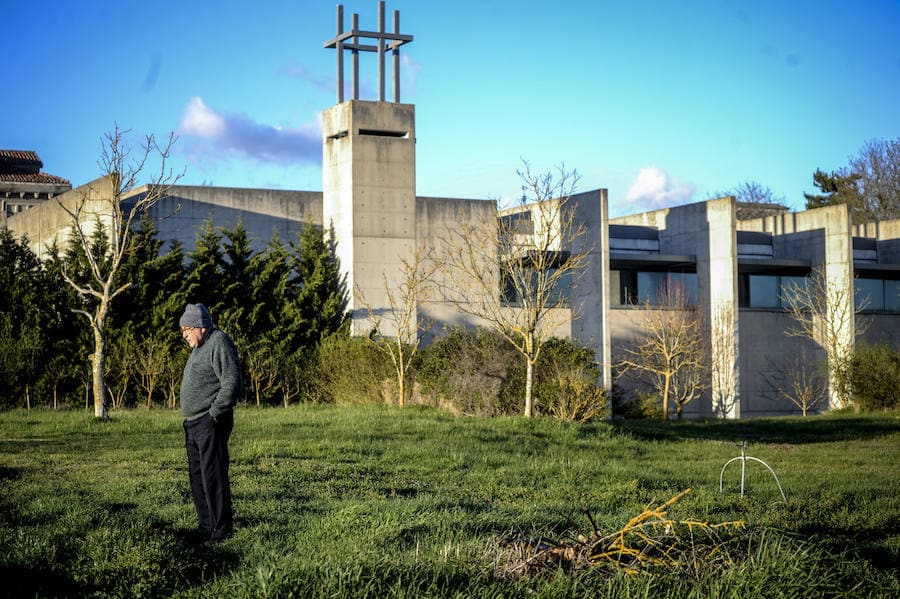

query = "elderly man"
[{"left": 179, "top": 302, "right": 242, "bottom": 542}]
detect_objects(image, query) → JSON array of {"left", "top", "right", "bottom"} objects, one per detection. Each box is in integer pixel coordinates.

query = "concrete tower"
[
  {"left": 322, "top": 2, "right": 415, "bottom": 335},
  {"left": 322, "top": 101, "right": 416, "bottom": 335}
]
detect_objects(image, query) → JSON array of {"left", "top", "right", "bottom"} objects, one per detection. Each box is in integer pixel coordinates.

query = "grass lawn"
[{"left": 1, "top": 406, "right": 898, "bottom": 598}]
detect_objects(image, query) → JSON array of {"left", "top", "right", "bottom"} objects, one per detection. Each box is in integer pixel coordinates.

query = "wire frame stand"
[{"left": 719, "top": 441, "right": 787, "bottom": 501}]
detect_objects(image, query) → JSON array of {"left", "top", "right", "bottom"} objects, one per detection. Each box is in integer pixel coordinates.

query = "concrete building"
[
  {"left": 5, "top": 3, "right": 898, "bottom": 418},
  {"left": 1, "top": 150, "right": 71, "bottom": 227},
  {"left": 605, "top": 199, "right": 900, "bottom": 417}
]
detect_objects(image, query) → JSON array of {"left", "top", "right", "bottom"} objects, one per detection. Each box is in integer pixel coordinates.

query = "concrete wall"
[
  {"left": 610, "top": 198, "right": 740, "bottom": 417},
  {"left": 852, "top": 219, "right": 900, "bottom": 262},
  {"left": 738, "top": 204, "right": 855, "bottom": 409},
  {"left": 567, "top": 190, "right": 611, "bottom": 391},
  {"left": 6, "top": 175, "right": 116, "bottom": 258},
  {"left": 142, "top": 185, "right": 322, "bottom": 254},
  {"left": 6, "top": 178, "right": 322, "bottom": 258},
  {"left": 608, "top": 307, "right": 705, "bottom": 418},
  {"left": 416, "top": 195, "right": 496, "bottom": 306},
  {"left": 738, "top": 310, "right": 827, "bottom": 416}
]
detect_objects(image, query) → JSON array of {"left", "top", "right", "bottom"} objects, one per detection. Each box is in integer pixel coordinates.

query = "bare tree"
[
  {"left": 134, "top": 333, "right": 169, "bottom": 409},
  {"left": 45, "top": 355, "right": 71, "bottom": 410},
  {"left": 781, "top": 266, "right": 868, "bottom": 409},
  {"left": 768, "top": 351, "right": 826, "bottom": 416},
  {"left": 279, "top": 352, "right": 310, "bottom": 406},
  {"left": 360, "top": 245, "right": 439, "bottom": 406},
  {"left": 107, "top": 328, "right": 137, "bottom": 409},
  {"left": 438, "top": 161, "right": 591, "bottom": 418},
  {"left": 850, "top": 137, "right": 900, "bottom": 220},
  {"left": 616, "top": 288, "right": 709, "bottom": 419},
  {"left": 709, "top": 181, "right": 788, "bottom": 220},
  {"left": 57, "top": 125, "right": 182, "bottom": 417},
  {"left": 244, "top": 338, "right": 279, "bottom": 406},
  {"left": 162, "top": 351, "right": 188, "bottom": 410},
  {"left": 709, "top": 302, "right": 738, "bottom": 418}
]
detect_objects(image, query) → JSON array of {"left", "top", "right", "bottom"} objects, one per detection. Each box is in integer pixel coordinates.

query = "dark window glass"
[
  {"left": 620, "top": 270, "right": 637, "bottom": 305},
  {"left": 669, "top": 272, "right": 698, "bottom": 305},
  {"left": 610, "top": 270, "right": 697, "bottom": 306},
  {"left": 637, "top": 272, "right": 666, "bottom": 304},
  {"left": 501, "top": 266, "right": 571, "bottom": 306},
  {"left": 886, "top": 280, "right": 900, "bottom": 311},
  {"left": 855, "top": 278, "right": 884, "bottom": 311},
  {"left": 749, "top": 275, "right": 780, "bottom": 308},
  {"left": 779, "top": 275, "right": 808, "bottom": 308}
]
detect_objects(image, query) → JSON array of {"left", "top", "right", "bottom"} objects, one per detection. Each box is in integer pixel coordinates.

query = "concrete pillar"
[
  {"left": 703, "top": 198, "right": 740, "bottom": 418},
  {"left": 321, "top": 100, "right": 416, "bottom": 337},
  {"left": 568, "top": 190, "right": 611, "bottom": 392},
  {"left": 821, "top": 205, "right": 854, "bottom": 409}
]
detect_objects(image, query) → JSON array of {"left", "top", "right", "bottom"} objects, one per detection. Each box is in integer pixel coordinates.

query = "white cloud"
[
  {"left": 179, "top": 97, "right": 226, "bottom": 138},
  {"left": 624, "top": 166, "right": 695, "bottom": 210},
  {"left": 177, "top": 97, "right": 322, "bottom": 166}
]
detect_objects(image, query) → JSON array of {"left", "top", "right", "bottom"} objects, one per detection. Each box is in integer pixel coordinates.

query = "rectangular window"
[
  {"left": 619, "top": 270, "right": 637, "bottom": 305},
  {"left": 739, "top": 274, "right": 811, "bottom": 309},
  {"left": 501, "top": 266, "right": 571, "bottom": 306},
  {"left": 854, "top": 277, "right": 900, "bottom": 312},
  {"left": 749, "top": 275, "right": 780, "bottom": 308},
  {"left": 669, "top": 272, "right": 698, "bottom": 305},
  {"left": 855, "top": 278, "right": 884, "bottom": 311},
  {"left": 610, "top": 270, "right": 697, "bottom": 307},
  {"left": 637, "top": 272, "right": 666, "bottom": 304}
]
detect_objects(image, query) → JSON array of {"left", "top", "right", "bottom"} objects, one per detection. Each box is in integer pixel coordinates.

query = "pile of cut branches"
[{"left": 493, "top": 489, "right": 747, "bottom": 579}]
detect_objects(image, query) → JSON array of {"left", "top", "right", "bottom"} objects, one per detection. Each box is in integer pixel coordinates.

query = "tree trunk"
[
  {"left": 91, "top": 344, "right": 108, "bottom": 418},
  {"left": 89, "top": 296, "right": 112, "bottom": 418},
  {"left": 524, "top": 359, "right": 534, "bottom": 418},
  {"left": 661, "top": 374, "right": 670, "bottom": 420},
  {"left": 395, "top": 341, "right": 406, "bottom": 407}
]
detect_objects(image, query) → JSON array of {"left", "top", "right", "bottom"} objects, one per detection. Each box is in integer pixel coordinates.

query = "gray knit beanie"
[{"left": 179, "top": 303, "right": 213, "bottom": 328}]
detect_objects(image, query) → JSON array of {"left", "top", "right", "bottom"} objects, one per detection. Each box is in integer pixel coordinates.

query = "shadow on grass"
[
  {"left": 609, "top": 415, "right": 900, "bottom": 444},
  {"left": 0, "top": 484, "right": 241, "bottom": 598},
  {"left": 0, "top": 565, "right": 78, "bottom": 598},
  {"left": 0, "top": 466, "right": 22, "bottom": 481}
]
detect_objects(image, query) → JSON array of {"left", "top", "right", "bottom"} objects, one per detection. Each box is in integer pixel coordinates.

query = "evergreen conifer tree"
[
  {"left": 184, "top": 218, "right": 225, "bottom": 314},
  {"left": 290, "top": 223, "right": 349, "bottom": 348}
]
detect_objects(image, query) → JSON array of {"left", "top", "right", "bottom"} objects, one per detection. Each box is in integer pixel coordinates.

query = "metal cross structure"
[{"left": 323, "top": 1, "right": 414, "bottom": 104}]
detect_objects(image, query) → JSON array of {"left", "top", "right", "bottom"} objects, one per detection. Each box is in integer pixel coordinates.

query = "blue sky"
[{"left": 3, "top": 0, "right": 900, "bottom": 216}]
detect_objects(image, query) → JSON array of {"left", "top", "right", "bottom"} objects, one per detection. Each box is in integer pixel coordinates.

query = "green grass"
[{"left": 1, "top": 406, "right": 898, "bottom": 598}]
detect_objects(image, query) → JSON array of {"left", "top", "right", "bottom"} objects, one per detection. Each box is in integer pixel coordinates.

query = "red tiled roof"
[
  {"left": 0, "top": 172, "right": 71, "bottom": 185},
  {"left": 0, "top": 150, "right": 41, "bottom": 163},
  {"left": 0, "top": 149, "right": 70, "bottom": 186}
]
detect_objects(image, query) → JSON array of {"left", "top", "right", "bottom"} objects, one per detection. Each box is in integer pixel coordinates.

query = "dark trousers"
[{"left": 184, "top": 411, "right": 233, "bottom": 540}]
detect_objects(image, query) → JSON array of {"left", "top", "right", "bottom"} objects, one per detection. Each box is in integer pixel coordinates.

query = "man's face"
[{"left": 181, "top": 326, "right": 205, "bottom": 349}]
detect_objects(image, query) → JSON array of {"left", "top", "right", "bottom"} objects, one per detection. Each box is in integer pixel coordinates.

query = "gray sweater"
[{"left": 180, "top": 328, "right": 242, "bottom": 420}]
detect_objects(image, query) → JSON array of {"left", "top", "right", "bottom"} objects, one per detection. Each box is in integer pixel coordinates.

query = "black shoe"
[{"left": 209, "top": 529, "right": 233, "bottom": 543}]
